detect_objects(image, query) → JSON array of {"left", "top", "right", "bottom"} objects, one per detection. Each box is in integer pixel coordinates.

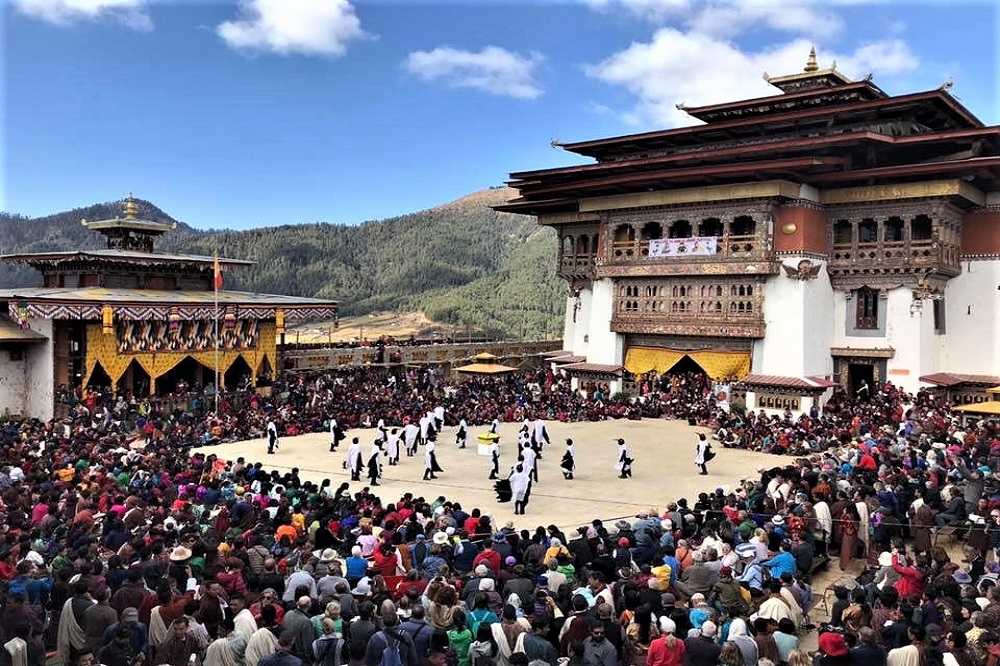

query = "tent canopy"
[
  {"left": 953, "top": 402, "right": 1000, "bottom": 415},
  {"left": 472, "top": 352, "right": 499, "bottom": 361},
  {"left": 455, "top": 362, "right": 518, "bottom": 374}
]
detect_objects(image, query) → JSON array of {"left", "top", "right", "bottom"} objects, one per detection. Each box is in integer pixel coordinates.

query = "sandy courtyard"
[{"left": 201, "top": 418, "right": 782, "bottom": 533}]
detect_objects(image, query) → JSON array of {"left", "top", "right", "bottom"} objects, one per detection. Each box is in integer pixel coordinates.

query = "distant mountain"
[{"left": 0, "top": 189, "right": 565, "bottom": 340}]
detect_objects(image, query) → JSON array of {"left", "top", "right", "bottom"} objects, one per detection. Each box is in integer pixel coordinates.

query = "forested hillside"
[{"left": 0, "top": 189, "right": 565, "bottom": 339}]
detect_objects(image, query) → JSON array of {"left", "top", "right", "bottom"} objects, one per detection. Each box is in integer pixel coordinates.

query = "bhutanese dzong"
[{"left": 498, "top": 50, "right": 1000, "bottom": 414}]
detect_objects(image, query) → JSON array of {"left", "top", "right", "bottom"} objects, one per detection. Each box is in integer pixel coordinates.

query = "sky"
[{"left": 2, "top": 0, "right": 998, "bottom": 230}]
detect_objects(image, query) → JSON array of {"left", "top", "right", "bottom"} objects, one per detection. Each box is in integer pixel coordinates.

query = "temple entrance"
[
  {"left": 848, "top": 363, "right": 875, "bottom": 400},
  {"left": 119, "top": 359, "right": 150, "bottom": 397},
  {"left": 667, "top": 354, "right": 707, "bottom": 376},
  {"left": 155, "top": 355, "right": 213, "bottom": 395},
  {"left": 88, "top": 362, "right": 112, "bottom": 390},
  {"left": 224, "top": 355, "right": 252, "bottom": 391}
]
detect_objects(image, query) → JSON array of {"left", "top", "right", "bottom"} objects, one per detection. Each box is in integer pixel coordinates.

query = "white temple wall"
[
  {"left": 0, "top": 352, "right": 27, "bottom": 417},
  {"left": 938, "top": 260, "right": 1000, "bottom": 378},
  {"left": 25, "top": 319, "right": 54, "bottom": 421},
  {"left": 756, "top": 266, "right": 835, "bottom": 377},
  {"left": 586, "top": 278, "right": 621, "bottom": 365},
  {"left": 883, "top": 288, "right": 932, "bottom": 393},
  {"left": 563, "top": 285, "right": 594, "bottom": 355}
]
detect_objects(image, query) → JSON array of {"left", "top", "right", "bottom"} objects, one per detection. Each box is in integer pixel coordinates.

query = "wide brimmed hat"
[
  {"left": 169, "top": 546, "right": 192, "bottom": 562},
  {"left": 319, "top": 548, "right": 338, "bottom": 563},
  {"left": 352, "top": 577, "right": 371, "bottom": 596},
  {"left": 771, "top": 515, "right": 785, "bottom": 526},
  {"left": 878, "top": 552, "right": 893, "bottom": 567},
  {"left": 433, "top": 531, "right": 448, "bottom": 545}
]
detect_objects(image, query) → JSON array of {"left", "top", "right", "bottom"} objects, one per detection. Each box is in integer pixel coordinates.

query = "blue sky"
[{"left": 3, "top": 0, "right": 997, "bottom": 230}]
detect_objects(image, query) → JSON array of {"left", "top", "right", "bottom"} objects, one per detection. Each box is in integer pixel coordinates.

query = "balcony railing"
[
  {"left": 608, "top": 234, "right": 764, "bottom": 263},
  {"left": 558, "top": 255, "right": 597, "bottom": 277}
]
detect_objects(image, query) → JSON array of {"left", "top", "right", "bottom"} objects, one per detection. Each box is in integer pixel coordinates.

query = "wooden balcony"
[
  {"left": 611, "top": 310, "right": 766, "bottom": 338},
  {"left": 828, "top": 238, "right": 961, "bottom": 278},
  {"left": 558, "top": 254, "right": 597, "bottom": 279},
  {"left": 598, "top": 234, "right": 777, "bottom": 278}
]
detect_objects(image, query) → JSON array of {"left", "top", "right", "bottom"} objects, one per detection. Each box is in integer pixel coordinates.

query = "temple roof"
[
  {"left": 0, "top": 286, "right": 336, "bottom": 309},
  {"left": 0, "top": 317, "right": 48, "bottom": 343},
  {"left": 1, "top": 249, "right": 254, "bottom": 268}
]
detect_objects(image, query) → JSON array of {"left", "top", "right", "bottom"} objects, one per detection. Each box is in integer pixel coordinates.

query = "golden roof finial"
[
  {"left": 804, "top": 47, "right": 819, "bottom": 73},
  {"left": 123, "top": 192, "right": 138, "bottom": 220}
]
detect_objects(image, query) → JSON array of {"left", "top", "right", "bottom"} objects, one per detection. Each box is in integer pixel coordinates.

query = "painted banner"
[
  {"left": 712, "top": 383, "right": 731, "bottom": 412},
  {"left": 648, "top": 236, "right": 717, "bottom": 257}
]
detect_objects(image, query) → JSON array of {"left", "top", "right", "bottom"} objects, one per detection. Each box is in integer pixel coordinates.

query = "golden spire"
[
  {"left": 804, "top": 47, "right": 819, "bottom": 72},
  {"left": 123, "top": 192, "right": 139, "bottom": 220}
]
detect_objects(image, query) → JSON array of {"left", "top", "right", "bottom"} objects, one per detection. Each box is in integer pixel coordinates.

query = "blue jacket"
[{"left": 760, "top": 551, "right": 797, "bottom": 578}]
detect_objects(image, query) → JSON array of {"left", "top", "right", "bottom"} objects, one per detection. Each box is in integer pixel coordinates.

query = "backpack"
[
  {"left": 468, "top": 609, "right": 491, "bottom": 635},
  {"left": 377, "top": 632, "right": 404, "bottom": 666}
]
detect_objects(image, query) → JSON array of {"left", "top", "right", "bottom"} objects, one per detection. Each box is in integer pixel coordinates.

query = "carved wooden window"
[
  {"left": 614, "top": 224, "right": 635, "bottom": 243},
  {"left": 698, "top": 218, "right": 723, "bottom": 237},
  {"left": 562, "top": 236, "right": 575, "bottom": 255},
  {"left": 911, "top": 215, "right": 932, "bottom": 241},
  {"left": 833, "top": 220, "right": 852, "bottom": 246},
  {"left": 855, "top": 287, "right": 879, "bottom": 329},
  {"left": 884, "top": 217, "right": 905, "bottom": 242},
  {"left": 669, "top": 220, "right": 692, "bottom": 239},
  {"left": 640, "top": 221, "right": 664, "bottom": 240},
  {"left": 858, "top": 219, "right": 878, "bottom": 244},
  {"left": 731, "top": 216, "right": 756, "bottom": 236}
]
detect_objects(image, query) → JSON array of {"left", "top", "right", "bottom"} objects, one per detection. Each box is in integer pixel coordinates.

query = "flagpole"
[{"left": 214, "top": 251, "right": 220, "bottom": 415}]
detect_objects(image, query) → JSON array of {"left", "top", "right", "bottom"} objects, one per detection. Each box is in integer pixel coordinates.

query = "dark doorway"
[
  {"left": 120, "top": 359, "right": 150, "bottom": 398},
  {"left": 156, "top": 356, "right": 211, "bottom": 395},
  {"left": 668, "top": 354, "right": 707, "bottom": 376},
  {"left": 88, "top": 362, "right": 112, "bottom": 390},
  {"left": 848, "top": 363, "right": 875, "bottom": 400},
  {"left": 225, "top": 355, "right": 252, "bottom": 391}
]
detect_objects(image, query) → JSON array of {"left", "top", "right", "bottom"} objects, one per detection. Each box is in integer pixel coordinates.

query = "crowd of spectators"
[{"left": 1, "top": 370, "right": 998, "bottom": 666}]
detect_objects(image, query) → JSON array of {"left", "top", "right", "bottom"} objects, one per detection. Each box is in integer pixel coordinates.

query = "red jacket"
[
  {"left": 473, "top": 548, "right": 501, "bottom": 574},
  {"left": 892, "top": 554, "right": 925, "bottom": 600}
]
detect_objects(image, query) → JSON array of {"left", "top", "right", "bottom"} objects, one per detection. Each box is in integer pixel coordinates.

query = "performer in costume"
[
  {"left": 433, "top": 405, "right": 445, "bottom": 432},
  {"left": 345, "top": 437, "right": 363, "bottom": 482},
  {"left": 376, "top": 418, "right": 388, "bottom": 444},
  {"left": 533, "top": 417, "right": 550, "bottom": 456},
  {"left": 488, "top": 437, "right": 500, "bottom": 480},
  {"left": 329, "top": 417, "right": 346, "bottom": 452},
  {"left": 403, "top": 421, "right": 420, "bottom": 457},
  {"left": 561, "top": 438, "right": 575, "bottom": 480},
  {"left": 386, "top": 428, "right": 401, "bottom": 465},
  {"left": 266, "top": 419, "right": 279, "bottom": 454},
  {"left": 423, "top": 439, "right": 443, "bottom": 480},
  {"left": 489, "top": 416, "right": 500, "bottom": 434},
  {"left": 367, "top": 441, "right": 383, "bottom": 486},
  {"left": 455, "top": 418, "right": 468, "bottom": 448},
  {"left": 616, "top": 438, "right": 633, "bottom": 479},
  {"left": 509, "top": 464, "right": 531, "bottom": 515},
  {"left": 521, "top": 441, "right": 538, "bottom": 484},
  {"left": 694, "top": 433, "right": 712, "bottom": 476}
]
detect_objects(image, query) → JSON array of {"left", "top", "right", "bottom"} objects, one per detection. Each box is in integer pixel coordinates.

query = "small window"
[
  {"left": 933, "top": 298, "right": 946, "bottom": 335},
  {"left": 833, "top": 220, "right": 852, "bottom": 245},
  {"left": 858, "top": 219, "right": 878, "bottom": 243},
  {"left": 855, "top": 287, "right": 879, "bottom": 329}
]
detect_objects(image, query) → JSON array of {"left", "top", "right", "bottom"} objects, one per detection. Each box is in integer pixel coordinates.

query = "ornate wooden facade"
[{"left": 497, "top": 50, "right": 1000, "bottom": 400}]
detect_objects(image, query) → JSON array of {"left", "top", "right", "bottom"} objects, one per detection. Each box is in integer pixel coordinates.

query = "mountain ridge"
[{"left": 0, "top": 189, "right": 565, "bottom": 339}]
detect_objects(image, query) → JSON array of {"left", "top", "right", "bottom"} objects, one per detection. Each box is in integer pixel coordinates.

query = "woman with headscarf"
[
  {"left": 725, "top": 618, "right": 759, "bottom": 666},
  {"left": 647, "top": 618, "right": 685, "bottom": 666}
]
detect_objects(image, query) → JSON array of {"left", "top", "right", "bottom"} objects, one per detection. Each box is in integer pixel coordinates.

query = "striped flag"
[{"left": 213, "top": 253, "right": 223, "bottom": 290}]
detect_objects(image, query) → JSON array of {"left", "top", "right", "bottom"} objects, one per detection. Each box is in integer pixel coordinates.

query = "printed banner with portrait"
[{"left": 648, "top": 237, "right": 718, "bottom": 258}]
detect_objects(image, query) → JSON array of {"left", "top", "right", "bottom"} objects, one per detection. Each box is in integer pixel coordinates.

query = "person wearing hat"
[
  {"left": 423, "top": 438, "right": 444, "bottom": 481},
  {"left": 366, "top": 440, "right": 383, "bottom": 486},
  {"left": 616, "top": 439, "right": 634, "bottom": 480},
  {"left": 345, "top": 438, "right": 363, "bottom": 482},
  {"left": 455, "top": 417, "right": 468, "bottom": 449},
  {"left": 100, "top": 607, "right": 148, "bottom": 657},
  {"left": 266, "top": 418, "right": 279, "bottom": 455},
  {"left": 561, "top": 439, "right": 576, "bottom": 480},
  {"left": 694, "top": 433, "right": 712, "bottom": 476},
  {"left": 329, "top": 416, "right": 346, "bottom": 453},
  {"left": 816, "top": 630, "right": 851, "bottom": 666}
]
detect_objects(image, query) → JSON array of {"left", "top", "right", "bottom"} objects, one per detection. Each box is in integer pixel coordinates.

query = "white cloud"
[
  {"left": 217, "top": 0, "right": 369, "bottom": 57},
  {"left": 583, "top": 30, "right": 919, "bottom": 128},
  {"left": 14, "top": 0, "right": 152, "bottom": 30},
  {"left": 404, "top": 46, "right": 545, "bottom": 99},
  {"left": 585, "top": 0, "right": 844, "bottom": 37}
]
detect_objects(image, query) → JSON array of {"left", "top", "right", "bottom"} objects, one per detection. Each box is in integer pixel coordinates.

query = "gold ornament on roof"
[
  {"left": 123, "top": 193, "right": 139, "bottom": 220},
  {"left": 804, "top": 47, "right": 819, "bottom": 72}
]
